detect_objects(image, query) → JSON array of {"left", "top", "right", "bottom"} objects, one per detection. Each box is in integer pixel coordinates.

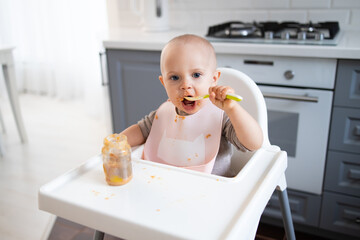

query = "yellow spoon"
[{"left": 184, "top": 93, "right": 242, "bottom": 102}]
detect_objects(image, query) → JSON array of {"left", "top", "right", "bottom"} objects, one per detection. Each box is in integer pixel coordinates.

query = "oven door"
[{"left": 259, "top": 85, "right": 333, "bottom": 194}]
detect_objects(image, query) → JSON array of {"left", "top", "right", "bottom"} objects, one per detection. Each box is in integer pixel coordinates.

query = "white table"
[
  {"left": 38, "top": 145, "right": 294, "bottom": 240},
  {"left": 0, "top": 46, "right": 27, "bottom": 143}
]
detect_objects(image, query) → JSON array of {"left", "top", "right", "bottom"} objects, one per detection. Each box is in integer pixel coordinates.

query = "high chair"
[
  {"left": 39, "top": 68, "right": 295, "bottom": 240},
  {"left": 216, "top": 67, "right": 296, "bottom": 239}
]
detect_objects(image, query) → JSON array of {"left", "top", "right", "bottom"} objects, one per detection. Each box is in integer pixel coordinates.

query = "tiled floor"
[{"left": 48, "top": 217, "right": 330, "bottom": 240}]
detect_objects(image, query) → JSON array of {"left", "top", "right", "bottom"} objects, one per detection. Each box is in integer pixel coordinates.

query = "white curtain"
[{"left": 0, "top": 0, "right": 109, "bottom": 117}]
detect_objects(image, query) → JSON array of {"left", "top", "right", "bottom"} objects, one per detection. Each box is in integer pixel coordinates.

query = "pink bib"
[{"left": 143, "top": 100, "right": 223, "bottom": 173}]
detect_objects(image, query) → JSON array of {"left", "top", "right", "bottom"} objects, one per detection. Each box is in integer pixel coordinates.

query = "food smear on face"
[{"left": 206, "top": 134, "right": 211, "bottom": 139}]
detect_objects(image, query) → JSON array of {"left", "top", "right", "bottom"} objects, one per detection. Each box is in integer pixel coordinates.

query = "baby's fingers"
[{"left": 210, "top": 86, "right": 233, "bottom": 100}]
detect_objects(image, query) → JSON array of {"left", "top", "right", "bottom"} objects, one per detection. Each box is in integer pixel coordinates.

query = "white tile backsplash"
[
  {"left": 251, "top": 0, "right": 290, "bottom": 9},
  {"left": 107, "top": 0, "right": 360, "bottom": 31},
  {"left": 269, "top": 10, "right": 307, "bottom": 22},
  {"left": 232, "top": 10, "right": 269, "bottom": 22},
  {"left": 333, "top": 0, "right": 360, "bottom": 8},
  {"left": 169, "top": 11, "right": 203, "bottom": 30},
  {"left": 171, "top": 0, "right": 253, "bottom": 10},
  {"left": 291, "top": 0, "right": 331, "bottom": 9},
  {"left": 308, "top": 9, "right": 350, "bottom": 27},
  {"left": 351, "top": 9, "right": 360, "bottom": 26}
]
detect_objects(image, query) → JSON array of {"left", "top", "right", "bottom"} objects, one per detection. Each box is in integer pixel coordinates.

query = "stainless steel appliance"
[
  {"left": 207, "top": 21, "right": 341, "bottom": 45},
  {"left": 216, "top": 54, "right": 336, "bottom": 195}
]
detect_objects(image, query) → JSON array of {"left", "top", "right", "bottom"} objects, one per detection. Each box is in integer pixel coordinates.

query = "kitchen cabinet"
[
  {"left": 106, "top": 49, "right": 167, "bottom": 132},
  {"left": 263, "top": 189, "right": 321, "bottom": 227},
  {"left": 320, "top": 60, "right": 360, "bottom": 237}
]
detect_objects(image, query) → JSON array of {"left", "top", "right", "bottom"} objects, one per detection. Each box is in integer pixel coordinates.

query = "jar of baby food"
[{"left": 102, "top": 134, "right": 132, "bottom": 186}]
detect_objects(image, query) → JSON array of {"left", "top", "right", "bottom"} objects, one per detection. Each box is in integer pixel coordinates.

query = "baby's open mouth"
[{"left": 182, "top": 96, "right": 195, "bottom": 106}]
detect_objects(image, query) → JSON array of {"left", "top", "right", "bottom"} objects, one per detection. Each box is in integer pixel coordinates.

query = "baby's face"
[{"left": 159, "top": 41, "right": 219, "bottom": 115}]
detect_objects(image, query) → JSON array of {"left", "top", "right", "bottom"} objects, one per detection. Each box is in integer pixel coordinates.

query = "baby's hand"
[{"left": 208, "top": 85, "right": 237, "bottom": 111}]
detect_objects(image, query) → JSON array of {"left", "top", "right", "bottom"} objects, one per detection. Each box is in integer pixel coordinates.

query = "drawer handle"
[
  {"left": 348, "top": 169, "right": 360, "bottom": 180},
  {"left": 244, "top": 60, "right": 274, "bottom": 66},
  {"left": 263, "top": 92, "right": 319, "bottom": 103},
  {"left": 343, "top": 209, "right": 360, "bottom": 223},
  {"left": 354, "top": 125, "right": 360, "bottom": 136}
]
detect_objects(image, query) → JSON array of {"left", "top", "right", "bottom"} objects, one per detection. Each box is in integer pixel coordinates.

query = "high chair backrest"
[{"left": 217, "top": 67, "right": 270, "bottom": 171}]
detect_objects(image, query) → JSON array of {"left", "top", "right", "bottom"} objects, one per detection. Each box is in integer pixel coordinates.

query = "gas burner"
[
  {"left": 206, "top": 21, "right": 340, "bottom": 45},
  {"left": 208, "top": 22, "right": 262, "bottom": 38}
]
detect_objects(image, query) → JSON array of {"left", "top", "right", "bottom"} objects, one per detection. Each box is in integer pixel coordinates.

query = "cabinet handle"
[
  {"left": 348, "top": 169, "right": 360, "bottom": 180},
  {"left": 99, "top": 51, "right": 108, "bottom": 86},
  {"left": 343, "top": 209, "right": 360, "bottom": 223},
  {"left": 354, "top": 125, "right": 360, "bottom": 136},
  {"left": 263, "top": 92, "right": 319, "bottom": 103},
  {"left": 244, "top": 60, "right": 274, "bottom": 66}
]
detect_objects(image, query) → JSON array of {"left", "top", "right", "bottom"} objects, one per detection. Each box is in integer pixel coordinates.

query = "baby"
[{"left": 121, "top": 34, "right": 263, "bottom": 176}]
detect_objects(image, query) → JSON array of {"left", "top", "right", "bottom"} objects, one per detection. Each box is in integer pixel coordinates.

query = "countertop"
[{"left": 103, "top": 29, "right": 360, "bottom": 59}]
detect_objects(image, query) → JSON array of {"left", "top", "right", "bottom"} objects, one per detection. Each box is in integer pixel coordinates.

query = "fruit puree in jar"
[{"left": 102, "top": 134, "right": 132, "bottom": 186}]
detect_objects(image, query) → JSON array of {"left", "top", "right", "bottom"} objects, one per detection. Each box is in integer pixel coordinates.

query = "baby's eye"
[
  {"left": 170, "top": 75, "right": 179, "bottom": 81},
  {"left": 192, "top": 72, "right": 201, "bottom": 78}
]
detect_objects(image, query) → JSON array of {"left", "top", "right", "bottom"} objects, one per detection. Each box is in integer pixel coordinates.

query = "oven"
[
  {"left": 217, "top": 54, "right": 337, "bottom": 195},
  {"left": 260, "top": 86, "right": 333, "bottom": 194}
]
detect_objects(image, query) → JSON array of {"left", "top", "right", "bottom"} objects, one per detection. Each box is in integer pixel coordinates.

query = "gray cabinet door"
[
  {"left": 320, "top": 192, "right": 360, "bottom": 237},
  {"left": 263, "top": 189, "right": 321, "bottom": 227},
  {"left": 106, "top": 49, "right": 168, "bottom": 132},
  {"left": 329, "top": 107, "right": 360, "bottom": 154},
  {"left": 324, "top": 151, "right": 360, "bottom": 197},
  {"left": 334, "top": 60, "right": 360, "bottom": 109}
]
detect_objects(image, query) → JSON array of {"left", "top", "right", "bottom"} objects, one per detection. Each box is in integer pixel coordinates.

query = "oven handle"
[{"left": 263, "top": 92, "right": 319, "bottom": 103}]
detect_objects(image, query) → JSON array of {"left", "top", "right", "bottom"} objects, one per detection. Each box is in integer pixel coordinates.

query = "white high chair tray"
[{"left": 39, "top": 147, "right": 286, "bottom": 240}]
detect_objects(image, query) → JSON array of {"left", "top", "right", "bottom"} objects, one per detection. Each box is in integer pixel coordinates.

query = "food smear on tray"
[{"left": 102, "top": 134, "right": 132, "bottom": 186}]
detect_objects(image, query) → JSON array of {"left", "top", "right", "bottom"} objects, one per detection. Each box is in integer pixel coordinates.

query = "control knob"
[
  {"left": 281, "top": 32, "right": 290, "bottom": 40},
  {"left": 297, "top": 32, "right": 307, "bottom": 40},
  {"left": 265, "top": 31, "right": 274, "bottom": 40},
  {"left": 315, "top": 32, "right": 324, "bottom": 41},
  {"left": 284, "top": 70, "right": 295, "bottom": 80}
]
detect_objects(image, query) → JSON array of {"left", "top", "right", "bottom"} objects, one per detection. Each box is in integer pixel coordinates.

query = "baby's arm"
[
  {"left": 120, "top": 124, "right": 145, "bottom": 147},
  {"left": 209, "top": 85, "right": 263, "bottom": 151}
]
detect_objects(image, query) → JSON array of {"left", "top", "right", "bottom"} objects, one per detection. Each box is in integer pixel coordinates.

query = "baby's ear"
[
  {"left": 159, "top": 75, "right": 164, "bottom": 86},
  {"left": 213, "top": 70, "right": 221, "bottom": 84}
]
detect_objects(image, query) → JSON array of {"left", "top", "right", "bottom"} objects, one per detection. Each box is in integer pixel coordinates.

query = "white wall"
[{"left": 107, "top": 0, "right": 360, "bottom": 32}]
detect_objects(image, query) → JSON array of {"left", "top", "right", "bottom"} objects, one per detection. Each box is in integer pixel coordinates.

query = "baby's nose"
[{"left": 180, "top": 78, "right": 193, "bottom": 90}]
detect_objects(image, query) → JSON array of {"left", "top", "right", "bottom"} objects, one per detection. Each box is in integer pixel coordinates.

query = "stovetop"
[{"left": 206, "top": 21, "right": 341, "bottom": 46}]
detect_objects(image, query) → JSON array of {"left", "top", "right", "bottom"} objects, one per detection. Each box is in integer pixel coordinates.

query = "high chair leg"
[
  {"left": 93, "top": 230, "right": 104, "bottom": 240},
  {"left": 277, "top": 189, "right": 296, "bottom": 240}
]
